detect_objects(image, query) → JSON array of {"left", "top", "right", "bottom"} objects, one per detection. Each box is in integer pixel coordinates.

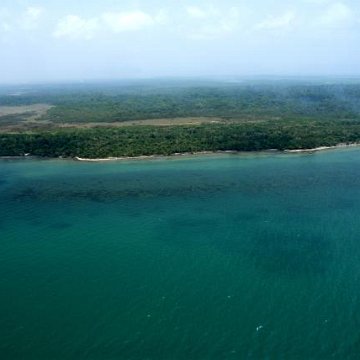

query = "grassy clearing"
[
  {"left": 0, "top": 104, "right": 53, "bottom": 119},
  {"left": 0, "top": 104, "right": 53, "bottom": 131}
]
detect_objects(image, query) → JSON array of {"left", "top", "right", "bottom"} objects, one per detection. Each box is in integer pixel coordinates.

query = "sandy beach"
[
  {"left": 283, "top": 143, "right": 360, "bottom": 153},
  {"left": 73, "top": 143, "right": 360, "bottom": 162}
]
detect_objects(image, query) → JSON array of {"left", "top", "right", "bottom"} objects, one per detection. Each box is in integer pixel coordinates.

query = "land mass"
[{"left": 1, "top": 78, "right": 360, "bottom": 158}]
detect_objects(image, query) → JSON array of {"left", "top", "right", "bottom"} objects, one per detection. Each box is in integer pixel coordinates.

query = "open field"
[
  {"left": 42, "top": 116, "right": 227, "bottom": 129},
  {"left": 0, "top": 115, "right": 231, "bottom": 132},
  {"left": 0, "top": 104, "right": 53, "bottom": 130},
  {"left": 0, "top": 104, "right": 53, "bottom": 119}
]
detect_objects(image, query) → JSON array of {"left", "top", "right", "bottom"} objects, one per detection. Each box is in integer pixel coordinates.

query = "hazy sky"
[{"left": 1, "top": 0, "right": 360, "bottom": 83}]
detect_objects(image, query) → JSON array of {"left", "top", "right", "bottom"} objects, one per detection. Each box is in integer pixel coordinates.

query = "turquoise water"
[{"left": 1, "top": 150, "right": 360, "bottom": 359}]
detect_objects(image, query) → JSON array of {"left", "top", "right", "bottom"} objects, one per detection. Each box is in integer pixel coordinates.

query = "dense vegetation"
[
  {"left": 1, "top": 120, "right": 360, "bottom": 158},
  {"left": 1, "top": 79, "right": 360, "bottom": 158},
  {"left": 1, "top": 80, "right": 360, "bottom": 123}
]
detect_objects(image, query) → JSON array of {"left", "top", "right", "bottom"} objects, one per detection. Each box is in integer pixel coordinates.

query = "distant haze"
[{"left": 1, "top": 0, "right": 360, "bottom": 84}]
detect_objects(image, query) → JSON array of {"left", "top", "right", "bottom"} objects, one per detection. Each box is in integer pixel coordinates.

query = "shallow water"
[{"left": 1, "top": 150, "right": 360, "bottom": 359}]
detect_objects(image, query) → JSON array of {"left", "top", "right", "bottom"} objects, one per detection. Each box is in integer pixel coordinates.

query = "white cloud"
[
  {"left": 102, "top": 11, "right": 155, "bottom": 33},
  {"left": 255, "top": 11, "right": 295, "bottom": 30},
  {"left": 0, "top": 8, "right": 10, "bottom": 18},
  {"left": 303, "top": 0, "right": 330, "bottom": 4},
  {"left": 20, "top": 6, "right": 44, "bottom": 30},
  {"left": 53, "top": 15, "right": 99, "bottom": 40},
  {"left": 189, "top": 24, "right": 231, "bottom": 39},
  {"left": 0, "top": 6, "right": 44, "bottom": 34},
  {"left": 154, "top": 10, "right": 169, "bottom": 25},
  {"left": 26, "top": 6, "right": 44, "bottom": 19},
  {"left": 0, "top": 8, "right": 11, "bottom": 43},
  {"left": 186, "top": 6, "right": 241, "bottom": 39},
  {"left": 318, "top": 2, "right": 353, "bottom": 26},
  {"left": 53, "top": 10, "right": 166, "bottom": 39},
  {"left": 186, "top": 6, "right": 208, "bottom": 19},
  {"left": 1, "top": 22, "right": 10, "bottom": 32}
]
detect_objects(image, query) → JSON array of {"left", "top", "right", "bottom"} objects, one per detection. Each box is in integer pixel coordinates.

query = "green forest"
[
  {"left": 1, "top": 79, "right": 360, "bottom": 157},
  {"left": 1, "top": 120, "right": 360, "bottom": 158}
]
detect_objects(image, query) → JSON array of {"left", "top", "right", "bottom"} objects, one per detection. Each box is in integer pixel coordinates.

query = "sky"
[{"left": 0, "top": 0, "right": 360, "bottom": 83}]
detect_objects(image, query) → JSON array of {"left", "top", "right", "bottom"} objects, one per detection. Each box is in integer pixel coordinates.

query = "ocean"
[{"left": 1, "top": 149, "right": 360, "bottom": 359}]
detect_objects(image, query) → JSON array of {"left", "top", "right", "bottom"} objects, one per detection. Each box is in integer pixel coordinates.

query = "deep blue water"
[{"left": 1, "top": 150, "right": 360, "bottom": 359}]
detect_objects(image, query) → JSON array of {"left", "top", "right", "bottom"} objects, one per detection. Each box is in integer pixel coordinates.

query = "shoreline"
[
  {"left": 74, "top": 151, "right": 233, "bottom": 162},
  {"left": 283, "top": 143, "right": 360, "bottom": 153},
  {"left": 1, "top": 143, "right": 359, "bottom": 162},
  {"left": 74, "top": 143, "right": 360, "bottom": 162}
]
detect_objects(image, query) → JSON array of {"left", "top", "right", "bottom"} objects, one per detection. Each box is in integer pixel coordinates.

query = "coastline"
[
  {"left": 283, "top": 143, "right": 360, "bottom": 153},
  {"left": 74, "top": 143, "right": 360, "bottom": 162},
  {"left": 1, "top": 143, "right": 359, "bottom": 162},
  {"left": 74, "top": 151, "right": 228, "bottom": 162}
]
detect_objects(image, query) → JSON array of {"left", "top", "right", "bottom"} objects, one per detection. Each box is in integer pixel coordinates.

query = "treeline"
[{"left": 1, "top": 120, "right": 360, "bottom": 158}]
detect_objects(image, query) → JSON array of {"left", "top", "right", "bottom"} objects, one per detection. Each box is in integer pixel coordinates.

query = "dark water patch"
[
  {"left": 158, "top": 215, "right": 222, "bottom": 247},
  {"left": 8, "top": 165, "right": 360, "bottom": 204},
  {"left": 232, "top": 208, "right": 270, "bottom": 223},
  {"left": 28, "top": 219, "right": 43, "bottom": 227},
  {"left": 327, "top": 197, "right": 357, "bottom": 211},
  {"left": 249, "top": 230, "right": 332, "bottom": 276},
  {"left": 284, "top": 194, "right": 358, "bottom": 214},
  {"left": 48, "top": 222, "right": 73, "bottom": 230},
  {"left": 167, "top": 216, "right": 219, "bottom": 228},
  {"left": 7, "top": 182, "right": 228, "bottom": 203}
]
